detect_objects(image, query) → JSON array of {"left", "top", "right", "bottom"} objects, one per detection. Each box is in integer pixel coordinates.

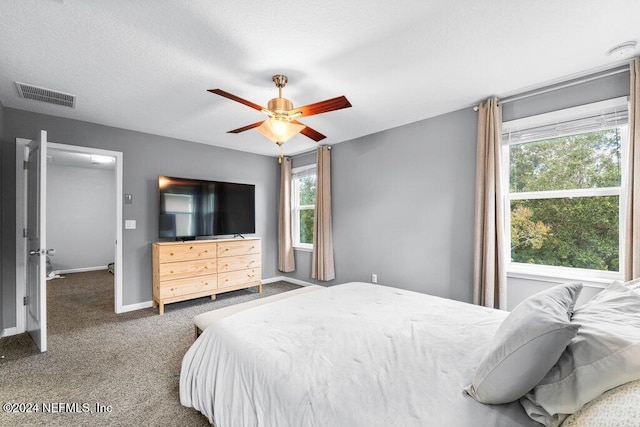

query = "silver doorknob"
[
  {"left": 29, "top": 249, "right": 40, "bottom": 256},
  {"left": 46, "top": 248, "right": 56, "bottom": 256}
]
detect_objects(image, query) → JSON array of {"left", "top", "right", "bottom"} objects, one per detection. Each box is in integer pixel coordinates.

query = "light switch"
[
  {"left": 124, "top": 194, "right": 133, "bottom": 204},
  {"left": 125, "top": 220, "right": 137, "bottom": 230}
]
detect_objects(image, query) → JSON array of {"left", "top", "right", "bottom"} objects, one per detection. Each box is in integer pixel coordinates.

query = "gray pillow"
[
  {"left": 464, "top": 282, "right": 582, "bottom": 404},
  {"left": 520, "top": 281, "right": 640, "bottom": 427}
]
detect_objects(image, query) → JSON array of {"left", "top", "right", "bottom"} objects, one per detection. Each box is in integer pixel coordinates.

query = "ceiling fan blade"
[
  {"left": 289, "top": 96, "right": 352, "bottom": 118},
  {"left": 291, "top": 121, "right": 326, "bottom": 142},
  {"left": 208, "top": 89, "right": 265, "bottom": 112},
  {"left": 228, "top": 121, "right": 264, "bottom": 134}
]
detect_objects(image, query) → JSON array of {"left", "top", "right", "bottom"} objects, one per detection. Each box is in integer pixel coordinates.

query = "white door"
[{"left": 25, "top": 130, "right": 48, "bottom": 352}]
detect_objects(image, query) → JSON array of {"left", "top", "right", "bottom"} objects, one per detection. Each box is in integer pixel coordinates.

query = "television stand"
[
  {"left": 233, "top": 234, "right": 246, "bottom": 239},
  {"left": 152, "top": 237, "right": 262, "bottom": 315}
]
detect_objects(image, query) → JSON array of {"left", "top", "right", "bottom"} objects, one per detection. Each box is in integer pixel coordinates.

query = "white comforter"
[{"left": 180, "top": 282, "right": 538, "bottom": 426}]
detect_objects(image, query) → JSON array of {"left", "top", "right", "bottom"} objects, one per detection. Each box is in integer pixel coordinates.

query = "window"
[
  {"left": 292, "top": 165, "right": 316, "bottom": 250},
  {"left": 503, "top": 97, "right": 628, "bottom": 279}
]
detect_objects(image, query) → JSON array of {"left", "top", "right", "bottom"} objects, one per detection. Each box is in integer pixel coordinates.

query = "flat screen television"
[{"left": 158, "top": 175, "right": 255, "bottom": 239}]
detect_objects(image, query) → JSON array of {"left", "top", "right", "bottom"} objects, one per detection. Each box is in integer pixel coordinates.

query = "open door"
[{"left": 25, "top": 130, "right": 48, "bottom": 352}]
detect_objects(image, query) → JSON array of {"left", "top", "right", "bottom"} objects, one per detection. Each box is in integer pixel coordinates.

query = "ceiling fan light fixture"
[
  {"left": 209, "top": 73, "right": 350, "bottom": 148},
  {"left": 257, "top": 118, "right": 305, "bottom": 145},
  {"left": 267, "top": 97, "right": 293, "bottom": 112}
]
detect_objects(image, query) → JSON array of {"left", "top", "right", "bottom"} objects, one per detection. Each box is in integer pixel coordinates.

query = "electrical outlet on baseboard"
[{"left": 371, "top": 273, "right": 378, "bottom": 284}]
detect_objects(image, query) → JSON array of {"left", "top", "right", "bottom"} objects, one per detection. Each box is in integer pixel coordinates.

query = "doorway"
[{"left": 15, "top": 139, "right": 124, "bottom": 339}]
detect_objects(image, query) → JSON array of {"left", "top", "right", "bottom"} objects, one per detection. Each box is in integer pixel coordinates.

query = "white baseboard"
[
  {"left": 117, "top": 278, "right": 315, "bottom": 314},
  {"left": 54, "top": 266, "right": 108, "bottom": 275},
  {"left": 118, "top": 301, "right": 153, "bottom": 314},
  {"left": 1, "top": 327, "right": 18, "bottom": 338},
  {"left": 262, "top": 275, "right": 316, "bottom": 287}
]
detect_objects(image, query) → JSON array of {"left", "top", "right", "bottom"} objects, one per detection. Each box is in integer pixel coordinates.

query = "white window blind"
[{"left": 503, "top": 97, "right": 628, "bottom": 145}]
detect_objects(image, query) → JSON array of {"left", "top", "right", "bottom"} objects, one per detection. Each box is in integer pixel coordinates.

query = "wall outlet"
[
  {"left": 125, "top": 220, "right": 137, "bottom": 230},
  {"left": 371, "top": 273, "right": 378, "bottom": 284}
]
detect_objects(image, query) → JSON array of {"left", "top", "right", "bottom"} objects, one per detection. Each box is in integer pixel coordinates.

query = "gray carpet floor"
[{"left": 0, "top": 270, "right": 300, "bottom": 426}]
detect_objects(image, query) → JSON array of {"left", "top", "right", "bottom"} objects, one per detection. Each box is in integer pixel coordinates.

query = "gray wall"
[
  {"left": 1, "top": 108, "right": 278, "bottom": 328},
  {"left": 284, "top": 108, "right": 479, "bottom": 303},
  {"left": 502, "top": 71, "right": 630, "bottom": 122},
  {"left": 47, "top": 163, "right": 116, "bottom": 272},
  {"left": 0, "top": 100, "right": 4, "bottom": 333}
]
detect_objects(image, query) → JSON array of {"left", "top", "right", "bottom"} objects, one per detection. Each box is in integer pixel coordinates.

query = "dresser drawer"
[
  {"left": 157, "top": 274, "right": 217, "bottom": 299},
  {"left": 218, "top": 269, "right": 260, "bottom": 289},
  {"left": 217, "top": 253, "right": 261, "bottom": 273},
  {"left": 157, "top": 242, "right": 217, "bottom": 263},
  {"left": 217, "top": 240, "right": 260, "bottom": 258},
  {"left": 158, "top": 259, "right": 217, "bottom": 281}
]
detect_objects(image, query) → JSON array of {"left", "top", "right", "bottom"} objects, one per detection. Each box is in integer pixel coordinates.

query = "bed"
[
  {"left": 181, "top": 280, "right": 640, "bottom": 426},
  {"left": 180, "top": 282, "right": 539, "bottom": 426}
]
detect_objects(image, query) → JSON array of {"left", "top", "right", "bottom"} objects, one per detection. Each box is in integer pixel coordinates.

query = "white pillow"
[
  {"left": 521, "top": 281, "right": 640, "bottom": 427},
  {"left": 464, "top": 283, "right": 582, "bottom": 404}
]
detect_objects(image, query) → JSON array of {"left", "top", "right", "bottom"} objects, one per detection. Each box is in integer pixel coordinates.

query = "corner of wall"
[
  {"left": 0, "top": 100, "right": 4, "bottom": 332},
  {"left": 0, "top": 99, "right": 5, "bottom": 333}
]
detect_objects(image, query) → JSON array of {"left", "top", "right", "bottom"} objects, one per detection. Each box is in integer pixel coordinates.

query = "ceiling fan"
[{"left": 208, "top": 74, "right": 352, "bottom": 155}]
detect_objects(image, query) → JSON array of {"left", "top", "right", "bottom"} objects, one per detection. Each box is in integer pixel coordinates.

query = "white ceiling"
[{"left": 1, "top": 0, "right": 639, "bottom": 157}]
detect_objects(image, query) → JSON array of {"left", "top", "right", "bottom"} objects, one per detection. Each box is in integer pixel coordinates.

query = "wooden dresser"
[{"left": 152, "top": 237, "right": 261, "bottom": 315}]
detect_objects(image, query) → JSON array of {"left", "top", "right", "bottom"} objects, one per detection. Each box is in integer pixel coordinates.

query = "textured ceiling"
[{"left": 0, "top": 0, "right": 639, "bottom": 157}]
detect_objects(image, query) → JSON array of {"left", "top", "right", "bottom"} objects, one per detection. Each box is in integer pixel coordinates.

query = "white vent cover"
[{"left": 15, "top": 82, "right": 76, "bottom": 108}]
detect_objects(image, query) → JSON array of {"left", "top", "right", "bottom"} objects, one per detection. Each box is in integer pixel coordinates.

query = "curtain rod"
[
  {"left": 287, "top": 145, "right": 331, "bottom": 160},
  {"left": 473, "top": 63, "right": 630, "bottom": 111}
]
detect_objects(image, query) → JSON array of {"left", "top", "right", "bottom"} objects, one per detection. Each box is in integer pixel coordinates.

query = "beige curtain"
[
  {"left": 312, "top": 146, "right": 335, "bottom": 281},
  {"left": 625, "top": 57, "right": 640, "bottom": 281},
  {"left": 473, "top": 97, "right": 507, "bottom": 309},
  {"left": 278, "top": 157, "right": 295, "bottom": 272}
]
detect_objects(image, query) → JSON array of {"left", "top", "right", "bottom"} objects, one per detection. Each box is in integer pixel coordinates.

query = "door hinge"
[
  {"left": 23, "top": 228, "right": 28, "bottom": 238},
  {"left": 23, "top": 296, "right": 29, "bottom": 306},
  {"left": 23, "top": 160, "right": 29, "bottom": 170}
]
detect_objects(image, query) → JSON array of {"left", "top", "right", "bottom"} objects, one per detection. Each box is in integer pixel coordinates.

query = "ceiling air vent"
[{"left": 15, "top": 82, "right": 76, "bottom": 108}]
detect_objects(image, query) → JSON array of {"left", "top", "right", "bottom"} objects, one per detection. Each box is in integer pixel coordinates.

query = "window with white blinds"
[{"left": 502, "top": 97, "right": 628, "bottom": 278}]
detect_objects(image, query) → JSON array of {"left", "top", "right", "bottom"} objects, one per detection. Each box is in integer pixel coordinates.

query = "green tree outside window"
[
  {"left": 509, "top": 128, "right": 622, "bottom": 271},
  {"left": 293, "top": 170, "right": 316, "bottom": 247}
]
